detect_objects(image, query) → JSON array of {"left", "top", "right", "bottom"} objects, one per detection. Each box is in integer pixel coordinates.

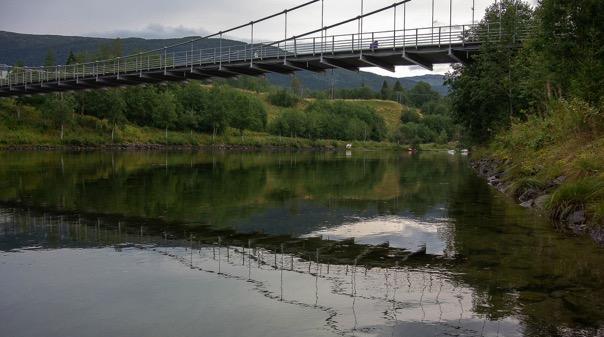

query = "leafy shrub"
[
  {"left": 400, "top": 108, "right": 421, "bottom": 123},
  {"left": 395, "top": 123, "right": 436, "bottom": 147},
  {"left": 396, "top": 111, "right": 455, "bottom": 145},
  {"left": 267, "top": 90, "right": 300, "bottom": 108}
]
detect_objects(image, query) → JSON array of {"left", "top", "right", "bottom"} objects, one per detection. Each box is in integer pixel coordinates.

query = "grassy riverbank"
[
  {"left": 0, "top": 96, "right": 403, "bottom": 150},
  {"left": 473, "top": 99, "right": 604, "bottom": 234}
]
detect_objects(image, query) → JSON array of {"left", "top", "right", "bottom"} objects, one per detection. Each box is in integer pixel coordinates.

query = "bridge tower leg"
[
  {"left": 250, "top": 22, "right": 254, "bottom": 67},
  {"left": 284, "top": 10, "right": 288, "bottom": 62},
  {"left": 359, "top": 0, "right": 364, "bottom": 57},
  {"left": 472, "top": 0, "right": 475, "bottom": 25},
  {"left": 431, "top": 0, "right": 434, "bottom": 44},
  {"left": 449, "top": 0, "right": 453, "bottom": 49}
]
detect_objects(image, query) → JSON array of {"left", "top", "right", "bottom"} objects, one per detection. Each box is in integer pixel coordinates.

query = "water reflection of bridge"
[
  {"left": 0, "top": 207, "right": 517, "bottom": 337},
  {"left": 0, "top": 206, "right": 449, "bottom": 267}
]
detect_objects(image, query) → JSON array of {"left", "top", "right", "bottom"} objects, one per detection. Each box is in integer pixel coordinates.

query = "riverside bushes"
[
  {"left": 268, "top": 100, "right": 387, "bottom": 142},
  {"left": 394, "top": 108, "right": 457, "bottom": 147},
  {"left": 1, "top": 81, "right": 402, "bottom": 148}
]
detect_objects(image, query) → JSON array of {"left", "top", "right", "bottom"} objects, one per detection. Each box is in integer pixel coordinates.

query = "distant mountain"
[
  {"left": 0, "top": 31, "right": 447, "bottom": 95},
  {"left": 267, "top": 72, "right": 447, "bottom": 95}
]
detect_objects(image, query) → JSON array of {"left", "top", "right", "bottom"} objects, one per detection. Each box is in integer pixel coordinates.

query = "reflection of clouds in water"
[
  {"left": 1, "top": 244, "right": 522, "bottom": 337},
  {"left": 303, "top": 216, "right": 453, "bottom": 256},
  {"left": 0, "top": 211, "right": 526, "bottom": 337}
]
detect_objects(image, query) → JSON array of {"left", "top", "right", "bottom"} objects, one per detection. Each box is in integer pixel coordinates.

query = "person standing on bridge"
[{"left": 370, "top": 40, "right": 379, "bottom": 50}]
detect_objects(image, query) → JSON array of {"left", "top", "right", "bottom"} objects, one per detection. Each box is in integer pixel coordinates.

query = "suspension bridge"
[{"left": 0, "top": 0, "right": 529, "bottom": 98}]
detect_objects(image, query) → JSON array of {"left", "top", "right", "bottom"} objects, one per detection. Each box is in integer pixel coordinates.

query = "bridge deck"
[{"left": 0, "top": 24, "right": 527, "bottom": 97}]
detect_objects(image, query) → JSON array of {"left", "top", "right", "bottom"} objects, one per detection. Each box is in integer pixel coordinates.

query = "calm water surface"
[{"left": 0, "top": 151, "right": 602, "bottom": 337}]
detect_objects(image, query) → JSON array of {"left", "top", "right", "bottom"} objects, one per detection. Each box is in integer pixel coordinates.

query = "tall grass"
[
  {"left": 487, "top": 99, "right": 604, "bottom": 227},
  {"left": 548, "top": 178, "right": 604, "bottom": 221}
]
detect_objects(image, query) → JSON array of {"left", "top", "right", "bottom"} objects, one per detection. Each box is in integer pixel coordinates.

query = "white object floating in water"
[
  {"left": 461, "top": 149, "right": 469, "bottom": 156},
  {"left": 346, "top": 144, "right": 353, "bottom": 149},
  {"left": 447, "top": 150, "right": 456, "bottom": 155}
]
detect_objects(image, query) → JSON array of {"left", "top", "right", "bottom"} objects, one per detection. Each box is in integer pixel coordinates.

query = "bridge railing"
[
  {"left": 0, "top": 22, "right": 532, "bottom": 90},
  {"left": 278, "top": 21, "right": 531, "bottom": 57}
]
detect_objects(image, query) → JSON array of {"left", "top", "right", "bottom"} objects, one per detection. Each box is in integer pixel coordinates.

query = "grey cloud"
[
  {"left": 87, "top": 24, "right": 211, "bottom": 39},
  {"left": 2, "top": 0, "right": 541, "bottom": 40}
]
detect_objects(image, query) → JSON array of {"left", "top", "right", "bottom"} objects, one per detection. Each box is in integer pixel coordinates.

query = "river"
[{"left": 0, "top": 151, "right": 602, "bottom": 337}]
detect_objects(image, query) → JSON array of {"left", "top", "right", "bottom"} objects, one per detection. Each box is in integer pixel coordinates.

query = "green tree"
[
  {"left": 445, "top": 0, "right": 534, "bottom": 143},
  {"left": 291, "top": 76, "right": 302, "bottom": 97},
  {"left": 44, "top": 50, "right": 56, "bottom": 67},
  {"left": 205, "top": 86, "right": 230, "bottom": 139},
  {"left": 268, "top": 89, "right": 300, "bottom": 107},
  {"left": 151, "top": 91, "right": 178, "bottom": 143},
  {"left": 78, "top": 89, "right": 127, "bottom": 141},
  {"left": 531, "top": 0, "right": 604, "bottom": 104},
  {"left": 43, "top": 94, "right": 75, "bottom": 140},
  {"left": 421, "top": 100, "right": 449, "bottom": 115},
  {"left": 380, "top": 81, "right": 391, "bottom": 100},
  {"left": 65, "top": 51, "right": 77, "bottom": 65},
  {"left": 422, "top": 114, "right": 454, "bottom": 139},
  {"left": 122, "top": 86, "right": 159, "bottom": 126},
  {"left": 408, "top": 82, "right": 440, "bottom": 108},
  {"left": 392, "top": 80, "right": 407, "bottom": 104},
  {"left": 396, "top": 123, "right": 436, "bottom": 147},
  {"left": 229, "top": 92, "right": 266, "bottom": 140},
  {"left": 401, "top": 108, "right": 422, "bottom": 123},
  {"left": 105, "top": 91, "right": 127, "bottom": 142},
  {"left": 393, "top": 80, "right": 404, "bottom": 92}
]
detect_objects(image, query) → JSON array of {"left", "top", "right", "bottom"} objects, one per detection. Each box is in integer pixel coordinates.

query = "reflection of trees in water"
[
  {"left": 0, "top": 152, "right": 463, "bottom": 231},
  {"left": 446, "top": 171, "right": 604, "bottom": 334},
  {"left": 0, "top": 152, "right": 271, "bottom": 226},
  {"left": 396, "top": 154, "right": 468, "bottom": 216},
  {"left": 265, "top": 156, "right": 388, "bottom": 200},
  {"left": 0, "top": 153, "right": 277, "bottom": 220}
]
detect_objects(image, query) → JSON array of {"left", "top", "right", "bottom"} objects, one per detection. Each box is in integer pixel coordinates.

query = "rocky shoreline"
[{"left": 472, "top": 158, "right": 604, "bottom": 244}]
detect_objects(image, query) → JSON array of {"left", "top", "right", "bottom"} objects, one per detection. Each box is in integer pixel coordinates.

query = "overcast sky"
[{"left": 1, "top": 0, "right": 537, "bottom": 77}]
